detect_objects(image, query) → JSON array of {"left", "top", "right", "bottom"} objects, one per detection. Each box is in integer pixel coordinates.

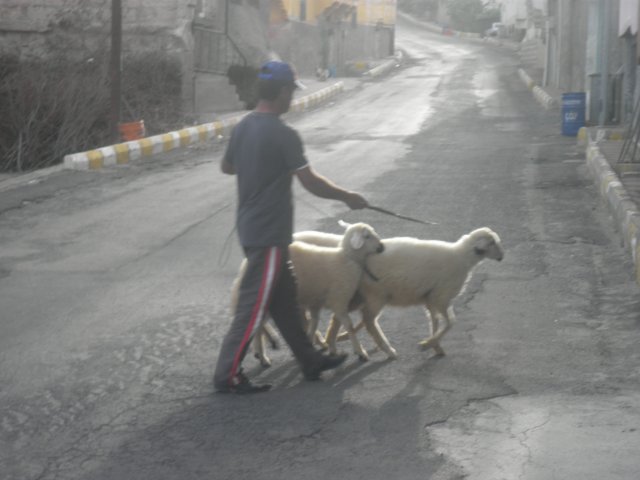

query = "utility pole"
[
  {"left": 224, "top": 0, "right": 229, "bottom": 34},
  {"left": 598, "top": 0, "right": 610, "bottom": 125},
  {"left": 110, "top": 0, "right": 122, "bottom": 142}
]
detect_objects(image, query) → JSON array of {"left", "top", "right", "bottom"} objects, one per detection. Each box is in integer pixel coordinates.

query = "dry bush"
[
  {"left": 0, "top": 53, "right": 184, "bottom": 172},
  {"left": 0, "top": 55, "right": 111, "bottom": 171},
  {"left": 121, "top": 52, "right": 185, "bottom": 135}
]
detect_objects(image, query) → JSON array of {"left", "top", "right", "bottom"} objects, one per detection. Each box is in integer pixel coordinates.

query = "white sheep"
[
  {"left": 293, "top": 230, "right": 344, "bottom": 247},
  {"left": 288, "top": 221, "right": 384, "bottom": 361},
  {"left": 232, "top": 221, "right": 384, "bottom": 366},
  {"left": 249, "top": 230, "right": 355, "bottom": 366},
  {"left": 289, "top": 229, "right": 399, "bottom": 356},
  {"left": 314, "top": 228, "right": 504, "bottom": 357}
]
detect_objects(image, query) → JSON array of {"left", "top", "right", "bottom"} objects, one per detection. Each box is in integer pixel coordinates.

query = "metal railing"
[
  {"left": 193, "top": 23, "right": 247, "bottom": 75},
  {"left": 618, "top": 92, "right": 640, "bottom": 164}
]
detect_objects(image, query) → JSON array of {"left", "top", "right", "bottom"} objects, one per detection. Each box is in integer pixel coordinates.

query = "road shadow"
[{"left": 76, "top": 351, "right": 452, "bottom": 480}]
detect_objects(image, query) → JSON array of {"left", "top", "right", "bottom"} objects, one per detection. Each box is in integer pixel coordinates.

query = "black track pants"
[{"left": 213, "top": 246, "right": 321, "bottom": 388}]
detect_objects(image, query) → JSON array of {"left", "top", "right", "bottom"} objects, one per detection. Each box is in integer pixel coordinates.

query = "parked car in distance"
[{"left": 486, "top": 22, "right": 505, "bottom": 37}]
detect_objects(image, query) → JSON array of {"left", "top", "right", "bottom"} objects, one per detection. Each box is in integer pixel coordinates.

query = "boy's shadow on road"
[{"left": 84, "top": 349, "right": 447, "bottom": 479}]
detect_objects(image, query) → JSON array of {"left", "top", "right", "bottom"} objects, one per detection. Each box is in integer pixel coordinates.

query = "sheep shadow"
[{"left": 247, "top": 349, "right": 394, "bottom": 391}]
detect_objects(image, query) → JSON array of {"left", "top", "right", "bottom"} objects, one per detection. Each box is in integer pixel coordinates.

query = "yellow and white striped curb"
[
  {"left": 64, "top": 82, "right": 345, "bottom": 171},
  {"left": 63, "top": 116, "right": 244, "bottom": 171},
  {"left": 532, "top": 85, "right": 555, "bottom": 109},
  {"left": 586, "top": 142, "right": 640, "bottom": 286},
  {"left": 518, "top": 68, "right": 556, "bottom": 109},
  {"left": 579, "top": 126, "right": 626, "bottom": 147},
  {"left": 518, "top": 68, "right": 535, "bottom": 90},
  {"left": 289, "top": 82, "right": 344, "bottom": 113},
  {"left": 398, "top": 11, "right": 520, "bottom": 50},
  {"left": 577, "top": 126, "right": 589, "bottom": 146},
  {"left": 595, "top": 127, "right": 625, "bottom": 142},
  {"left": 363, "top": 58, "right": 399, "bottom": 78},
  {"left": 456, "top": 31, "right": 481, "bottom": 39}
]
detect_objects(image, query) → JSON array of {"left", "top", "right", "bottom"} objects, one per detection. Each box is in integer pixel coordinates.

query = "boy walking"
[{"left": 214, "top": 61, "right": 369, "bottom": 394}]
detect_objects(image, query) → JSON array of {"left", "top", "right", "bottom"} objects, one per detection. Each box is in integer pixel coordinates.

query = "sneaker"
[
  {"left": 303, "top": 353, "right": 348, "bottom": 381},
  {"left": 215, "top": 370, "right": 272, "bottom": 394}
]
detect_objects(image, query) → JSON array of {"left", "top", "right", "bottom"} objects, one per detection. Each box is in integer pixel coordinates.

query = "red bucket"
[{"left": 118, "top": 120, "right": 145, "bottom": 141}]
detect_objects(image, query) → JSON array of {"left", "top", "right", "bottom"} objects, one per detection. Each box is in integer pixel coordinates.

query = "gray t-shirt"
[{"left": 224, "top": 112, "right": 308, "bottom": 247}]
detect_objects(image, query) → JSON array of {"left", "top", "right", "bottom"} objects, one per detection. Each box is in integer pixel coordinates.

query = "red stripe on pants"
[{"left": 228, "top": 247, "right": 281, "bottom": 383}]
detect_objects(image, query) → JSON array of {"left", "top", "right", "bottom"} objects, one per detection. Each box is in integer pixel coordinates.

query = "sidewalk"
[
  {"left": 582, "top": 128, "right": 640, "bottom": 286},
  {"left": 517, "top": 66, "right": 640, "bottom": 286}
]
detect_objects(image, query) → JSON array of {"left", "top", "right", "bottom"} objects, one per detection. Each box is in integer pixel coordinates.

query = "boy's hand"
[{"left": 345, "top": 192, "right": 369, "bottom": 210}]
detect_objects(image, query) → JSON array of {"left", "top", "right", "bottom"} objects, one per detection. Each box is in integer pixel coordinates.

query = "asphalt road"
[{"left": 2, "top": 16, "right": 640, "bottom": 480}]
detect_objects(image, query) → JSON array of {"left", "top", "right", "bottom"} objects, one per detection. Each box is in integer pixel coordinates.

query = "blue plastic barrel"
[{"left": 562, "top": 92, "right": 586, "bottom": 136}]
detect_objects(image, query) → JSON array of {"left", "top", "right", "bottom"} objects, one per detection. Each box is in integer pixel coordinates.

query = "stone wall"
[
  {"left": 0, "top": 0, "right": 196, "bottom": 60},
  {"left": 0, "top": 0, "right": 201, "bottom": 116}
]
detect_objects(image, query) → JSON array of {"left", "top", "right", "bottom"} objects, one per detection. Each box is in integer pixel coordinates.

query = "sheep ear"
[
  {"left": 350, "top": 232, "right": 364, "bottom": 250},
  {"left": 473, "top": 236, "right": 490, "bottom": 256},
  {"left": 338, "top": 220, "right": 351, "bottom": 230}
]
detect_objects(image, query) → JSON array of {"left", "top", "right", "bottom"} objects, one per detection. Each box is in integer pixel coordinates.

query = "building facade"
[
  {"left": 512, "top": 0, "right": 636, "bottom": 125},
  {"left": 268, "top": 0, "right": 396, "bottom": 75},
  {"left": 0, "top": 0, "right": 396, "bottom": 117},
  {"left": 0, "top": 0, "right": 249, "bottom": 118}
]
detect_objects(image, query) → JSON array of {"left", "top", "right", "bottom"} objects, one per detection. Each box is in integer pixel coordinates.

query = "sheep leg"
[
  {"left": 324, "top": 314, "right": 341, "bottom": 355},
  {"left": 262, "top": 321, "right": 280, "bottom": 350},
  {"left": 252, "top": 326, "right": 272, "bottom": 367},
  {"left": 306, "top": 308, "right": 328, "bottom": 349},
  {"left": 305, "top": 308, "right": 327, "bottom": 350},
  {"left": 360, "top": 305, "right": 397, "bottom": 359},
  {"left": 425, "top": 306, "right": 444, "bottom": 355},
  {"left": 335, "top": 322, "right": 365, "bottom": 342},
  {"left": 420, "top": 337, "right": 445, "bottom": 356},
  {"left": 334, "top": 311, "right": 369, "bottom": 361},
  {"left": 418, "top": 306, "right": 453, "bottom": 356},
  {"left": 426, "top": 306, "right": 438, "bottom": 337},
  {"left": 314, "top": 330, "right": 329, "bottom": 350}
]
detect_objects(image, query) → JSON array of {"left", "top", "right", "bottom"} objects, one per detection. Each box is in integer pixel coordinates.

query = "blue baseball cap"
[{"left": 258, "top": 61, "right": 306, "bottom": 89}]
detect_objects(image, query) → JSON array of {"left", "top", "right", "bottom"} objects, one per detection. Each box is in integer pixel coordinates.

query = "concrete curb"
[
  {"left": 454, "top": 30, "right": 482, "bottom": 39},
  {"left": 398, "top": 11, "right": 481, "bottom": 39},
  {"left": 397, "top": 11, "right": 521, "bottom": 51},
  {"left": 584, "top": 129, "right": 640, "bottom": 286},
  {"left": 289, "top": 81, "right": 344, "bottom": 113},
  {"left": 364, "top": 56, "right": 400, "bottom": 78},
  {"left": 397, "top": 11, "right": 442, "bottom": 34},
  {"left": 518, "top": 68, "right": 556, "bottom": 109},
  {"left": 63, "top": 118, "right": 239, "bottom": 171},
  {"left": 0, "top": 164, "right": 65, "bottom": 194},
  {"left": 63, "top": 82, "right": 345, "bottom": 171},
  {"left": 519, "top": 72, "right": 639, "bottom": 285}
]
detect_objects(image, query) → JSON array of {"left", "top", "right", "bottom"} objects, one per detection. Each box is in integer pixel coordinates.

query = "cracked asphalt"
[{"left": 2, "top": 15, "right": 640, "bottom": 480}]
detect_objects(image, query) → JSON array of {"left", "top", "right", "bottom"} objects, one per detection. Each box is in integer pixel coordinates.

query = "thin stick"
[{"left": 367, "top": 205, "right": 438, "bottom": 226}]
